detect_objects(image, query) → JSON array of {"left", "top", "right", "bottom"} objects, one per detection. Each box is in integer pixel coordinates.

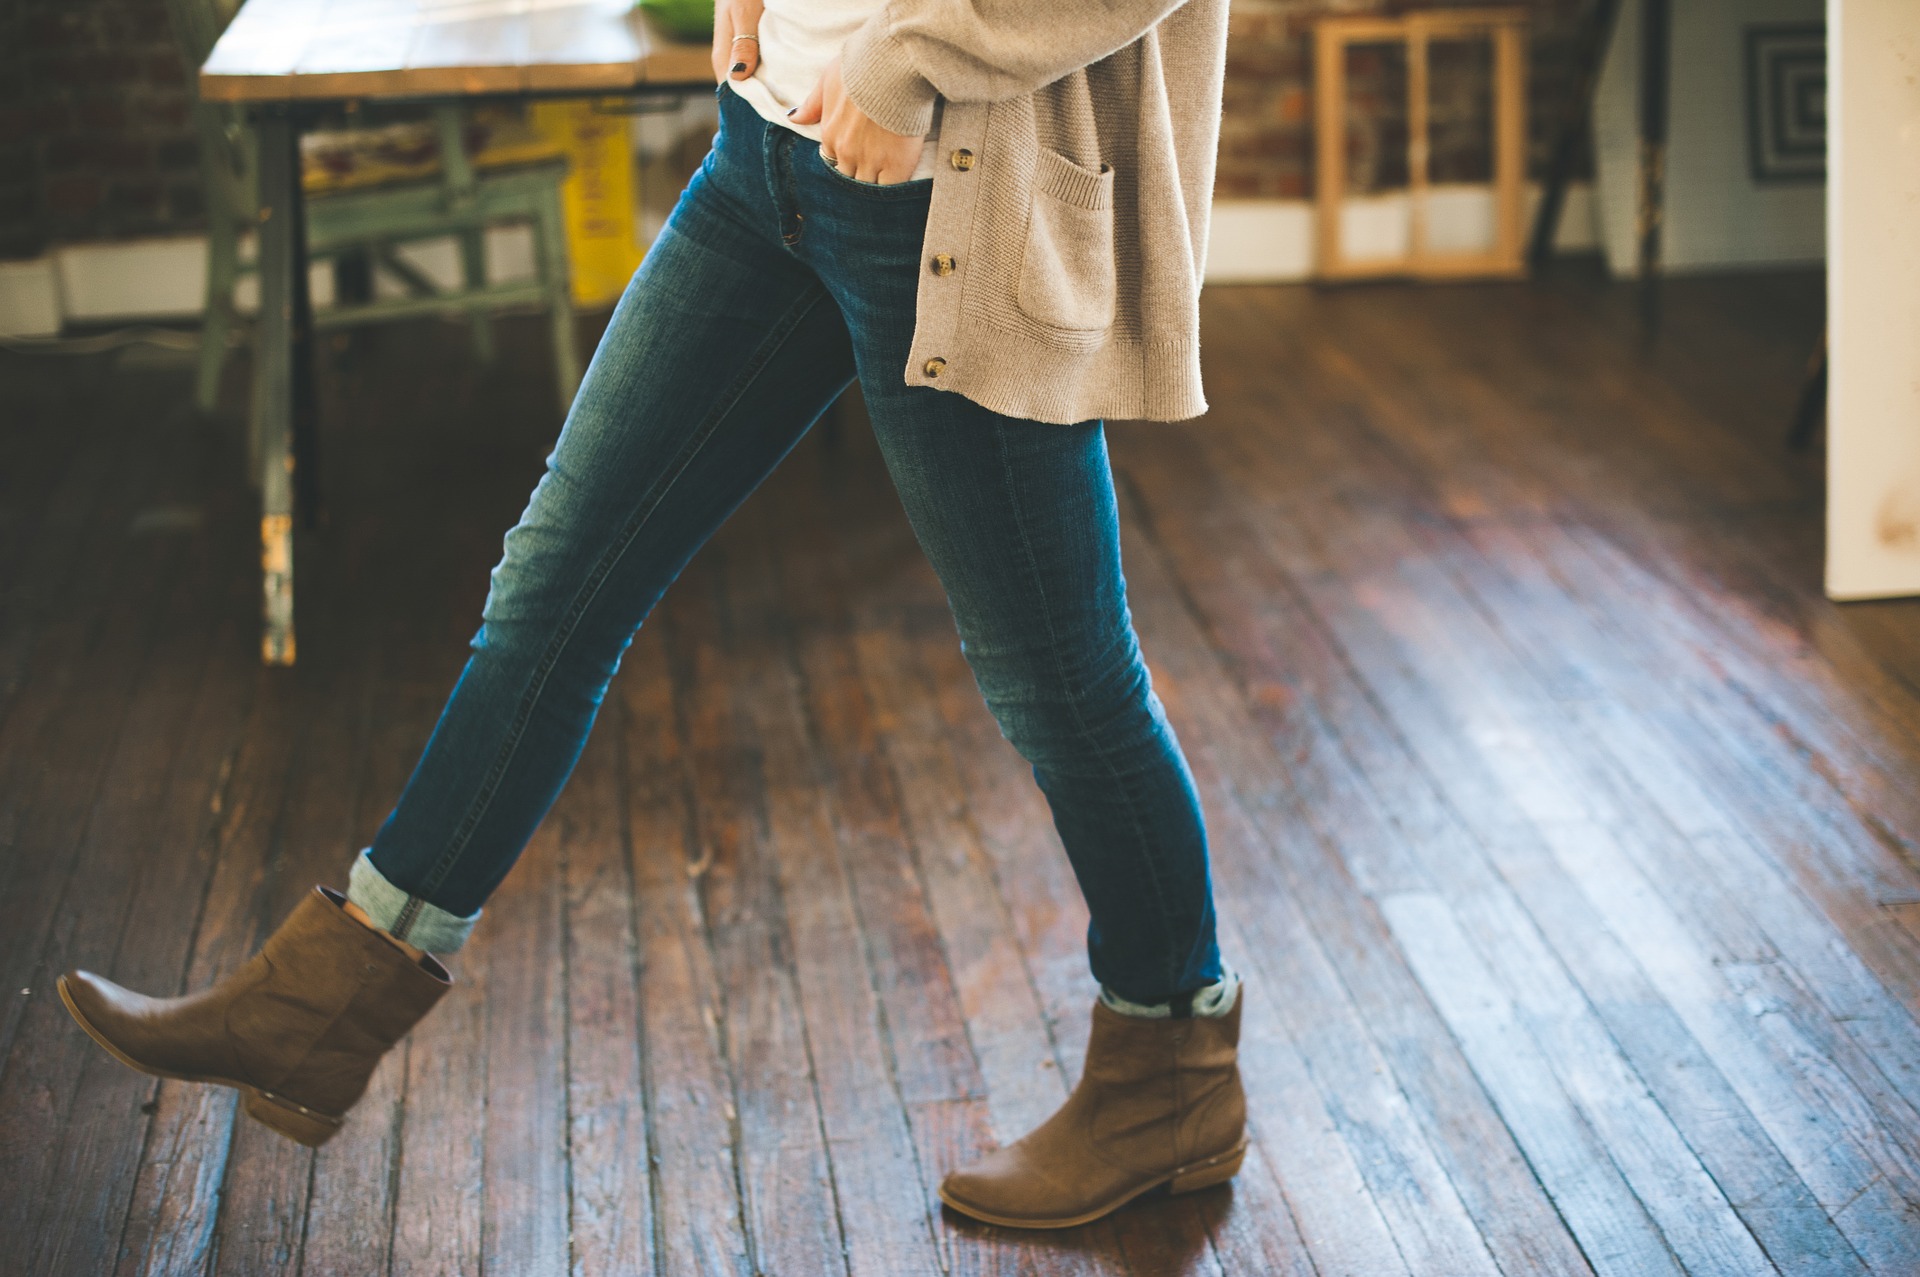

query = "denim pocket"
[
  {"left": 815, "top": 143, "right": 934, "bottom": 197},
  {"left": 1016, "top": 148, "right": 1117, "bottom": 333}
]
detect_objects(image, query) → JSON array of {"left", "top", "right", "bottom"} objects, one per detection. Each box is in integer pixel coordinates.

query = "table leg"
[
  {"left": 1528, "top": 0, "right": 1623, "bottom": 271},
  {"left": 255, "top": 109, "right": 299, "bottom": 664},
  {"left": 1786, "top": 331, "right": 1829, "bottom": 451},
  {"left": 1635, "top": 0, "right": 1671, "bottom": 336}
]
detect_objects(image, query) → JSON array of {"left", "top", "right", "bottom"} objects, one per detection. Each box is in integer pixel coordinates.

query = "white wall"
[
  {"left": 1593, "top": 0, "right": 1826, "bottom": 274},
  {"left": 1825, "top": 0, "right": 1920, "bottom": 600}
]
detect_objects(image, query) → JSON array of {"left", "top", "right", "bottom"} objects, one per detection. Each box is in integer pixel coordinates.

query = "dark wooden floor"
[{"left": 5, "top": 265, "right": 1920, "bottom": 1276}]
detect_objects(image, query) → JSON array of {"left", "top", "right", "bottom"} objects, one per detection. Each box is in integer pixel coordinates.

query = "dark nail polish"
[{"left": 730, "top": 61, "right": 746, "bottom": 73}]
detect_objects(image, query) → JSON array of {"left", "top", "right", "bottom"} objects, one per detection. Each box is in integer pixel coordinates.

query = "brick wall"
[
  {"left": 0, "top": 0, "right": 202, "bottom": 259},
  {"left": 0, "top": 0, "right": 1599, "bottom": 259}
]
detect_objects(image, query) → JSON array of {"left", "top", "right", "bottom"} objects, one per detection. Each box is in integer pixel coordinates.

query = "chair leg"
[
  {"left": 246, "top": 321, "right": 267, "bottom": 490},
  {"left": 460, "top": 228, "right": 493, "bottom": 362},
  {"left": 1787, "top": 332, "right": 1829, "bottom": 452},
  {"left": 534, "top": 192, "right": 580, "bottom": 416},
  {"left": 198, "top": 213, "right": 239, "bottom": 412}
]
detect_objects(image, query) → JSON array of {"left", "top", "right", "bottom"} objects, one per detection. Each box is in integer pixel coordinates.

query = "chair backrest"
[{"left": 158, "top": 0, "right": 478, "bottom": 221}]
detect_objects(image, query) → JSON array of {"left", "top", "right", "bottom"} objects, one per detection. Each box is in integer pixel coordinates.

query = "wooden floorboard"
[
  {"left": 618, "top": 624, "right": 750, "bottom": 1277},
  {"left": 1131, "top": 285, "right": 1914, "bottom": 1275},
  {"left": 4, "top": 455, "right": 256, "bottom": 1277},
  {"left": 7, "top": 269, "right": 1920, "bottom": 1275},
  {"left": 0, "top": 384, "right": 200, "bottom": 1064},
  {"left": 559, "top": 700, "right": 657, "bottom": 1277},
  {"left": 668, "top": 548, "right": 847, "bottom": 1277}
]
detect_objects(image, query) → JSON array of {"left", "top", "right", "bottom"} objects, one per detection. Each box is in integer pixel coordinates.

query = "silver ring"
[{"left": 730, "top": 34, "right": 759, "bottom": 43}]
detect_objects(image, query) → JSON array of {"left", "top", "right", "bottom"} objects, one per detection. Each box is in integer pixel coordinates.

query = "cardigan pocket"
[{"left": 1016, "top": 148, "right": 1117, "bottom": 333}]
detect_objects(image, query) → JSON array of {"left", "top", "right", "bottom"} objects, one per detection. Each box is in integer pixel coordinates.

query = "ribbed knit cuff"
[
  {"left": 1100, "top": 965, "right": 1241, "bottom": 1020},
  {"left": 841, "top": 15, "right": 939, "bottom": 138},
  {"left": 346, "top": 849, "right": 482, "bottom": 954}
]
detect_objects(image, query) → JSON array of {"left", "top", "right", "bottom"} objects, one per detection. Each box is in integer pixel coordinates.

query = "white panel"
[
  {"left": 0, "top": 258, "right": 62, "bottom": 337},
  {"left": 486, "top": 223, "right": 537, "bottom": 282},
  {"left": 1341, "top": 194, "right": 1413, "bottom": 262},
  {"left": 1203, "top": 184, "right": 1597, "bottom": 283},
  {"left": 1825, "top": 0, "right": 1920, "bottom": 600},
  {"left": 55, "top": 237, "right": 206, "bottom": 320},
  {"left": 1424, "top": 186, "right": 1498, "bottom": 254}
]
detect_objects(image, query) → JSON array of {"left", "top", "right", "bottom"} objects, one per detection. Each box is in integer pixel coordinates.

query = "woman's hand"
[
  {"left": 711, "top": 0, "right": 765, "bottom": 85},
  {"left": 789, "top": 58, "right": 924, "bottom": 184}
]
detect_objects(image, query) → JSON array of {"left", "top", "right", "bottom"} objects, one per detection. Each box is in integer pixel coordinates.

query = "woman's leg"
[
  {"left": 776, "top": 94, "right": 1240, "bottom": 1234},
  {"left": 864, "top": 393, "right": 1222, "bottom": 1006},
  {"left": 785, "top": 131, "right": 1220, "bottom": 1008},
  {"left": 57, "top": 87, "right": 875, "bottom": 1151},
  {"left": 352, "top": 89, "right": 858, "bottom": 950}
]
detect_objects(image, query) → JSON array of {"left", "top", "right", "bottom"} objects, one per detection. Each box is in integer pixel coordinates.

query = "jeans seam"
[
  {"left": 395, "top": 281, "right": 839, "bottom": 927},
  {"left": 989, "top": 424, "right": 1183, "bottom": 996}
]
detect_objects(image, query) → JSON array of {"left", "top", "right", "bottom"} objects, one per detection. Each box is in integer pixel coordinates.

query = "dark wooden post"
[{"left": 1636, "top": 0, "right": 1671, "bottom": 335}]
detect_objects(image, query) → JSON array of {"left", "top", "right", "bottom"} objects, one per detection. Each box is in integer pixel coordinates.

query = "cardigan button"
[
  {"left": 930, "top": 253, "right": 956, "bottom": 276},
  {"left": 922, "top": 357, "right": 947, "bottom": 378},
  {"left": 949, "top": 148, "right": 974, "bottom": 171}
]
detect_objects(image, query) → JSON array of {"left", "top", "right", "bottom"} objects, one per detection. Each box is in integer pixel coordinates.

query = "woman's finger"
[
  {"left": 789, "top": 77, "right": 825, "bottom": 126},
  {"left": 728, "top": 31, "right": 759, "bottom": 79},
  {"left": 710, "top": 1, "right": 732, "bottom": 84},
  {"left": 728, "top": 0, "right": 763, "bottom": 80}
]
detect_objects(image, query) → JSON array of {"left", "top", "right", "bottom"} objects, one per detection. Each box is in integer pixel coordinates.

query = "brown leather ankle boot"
[
  {"left": 939, "top": 984, "right": 1248, "bottom": 1228},
  {"left": 58, "top": 885, "right": 451, "bottom": 1147}
]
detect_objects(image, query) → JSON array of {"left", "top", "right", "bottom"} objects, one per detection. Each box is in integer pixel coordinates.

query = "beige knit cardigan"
[{"left": 839, "top": 0, "right": 1230, "bottom": 424}]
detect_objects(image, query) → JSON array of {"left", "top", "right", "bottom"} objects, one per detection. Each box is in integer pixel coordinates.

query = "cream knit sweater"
[{"left": 839, "top": 0, "right": 1230, "bottom": 424}]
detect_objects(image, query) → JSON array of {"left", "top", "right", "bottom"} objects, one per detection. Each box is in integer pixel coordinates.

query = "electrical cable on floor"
[
  {"left": 3, "top": 301, "right": 583, "bottom": 360},
  {"left": 0, "top": 326, "right": 203, "bottom": 355}
]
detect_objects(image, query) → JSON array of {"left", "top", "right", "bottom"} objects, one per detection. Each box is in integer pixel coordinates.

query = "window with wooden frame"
[{"left": 1313, "top": 7, "right": 1529, "bottom": 281}]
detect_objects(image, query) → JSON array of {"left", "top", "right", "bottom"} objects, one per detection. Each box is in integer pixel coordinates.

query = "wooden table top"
[{"left": 199, "top": 0, "right": 715, "bottom": 102}]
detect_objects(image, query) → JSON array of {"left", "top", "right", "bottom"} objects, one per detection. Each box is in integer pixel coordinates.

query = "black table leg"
[
  {"left": 1787, "top": 332, "right": 1829, "bottom": 451},
  {"left": 1636, "top": 0, "right": 1671, "bottom": 336},
  {"left": 1528, "top": 0, "right": 1623, "bottom": 271}
]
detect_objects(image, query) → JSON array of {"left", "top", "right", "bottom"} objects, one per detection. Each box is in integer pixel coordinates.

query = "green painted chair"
[{"left": 164, "top": 0, "right": 583, "bottom": 427}]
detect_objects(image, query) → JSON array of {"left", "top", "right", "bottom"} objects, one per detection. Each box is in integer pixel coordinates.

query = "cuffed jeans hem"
[
  {"left": 346, "top": 849, "right": 482, "bottom": 954},
  {"left": 1099, "top": 963, "right": 1240, "bottom": 1020}
]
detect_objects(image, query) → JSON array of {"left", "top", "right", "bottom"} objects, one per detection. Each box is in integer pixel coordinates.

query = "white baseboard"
[
  {"left": 1, "top": 184, "right": 1597, "bottom": 336},
  {"left": 56, "top": 235, "right": 211, "bottom": 322},
  {"left": 0, "top": 225, "right": 542, "bottom": 337},
  {"left": 0, "top": 257, "right": 62, "bottom": 337},
  {"left": 1205, "top": 181, "right": 1601, "bottom": 283}
]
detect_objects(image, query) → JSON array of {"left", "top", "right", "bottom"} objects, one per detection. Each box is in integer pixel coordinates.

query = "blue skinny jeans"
[{"left": 348, "top": 83, "right": 1222, "bottom": 1006}]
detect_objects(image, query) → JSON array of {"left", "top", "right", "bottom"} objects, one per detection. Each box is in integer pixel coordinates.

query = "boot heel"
[
  {"left": 244, "top": 1088, "right": 345, "bottom": 1148},
  {"left": 1168, "top": 1144, "right": 1246, "bottom": 1195}
]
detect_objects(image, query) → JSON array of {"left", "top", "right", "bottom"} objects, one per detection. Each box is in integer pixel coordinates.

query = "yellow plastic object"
[{"left": 531, "top": 99, "right": 644, "bottom": 308}]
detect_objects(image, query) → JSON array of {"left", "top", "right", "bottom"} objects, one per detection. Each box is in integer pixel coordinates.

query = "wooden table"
[{"left": 198, "top": 0, "right": 712, "bottom": 664}]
